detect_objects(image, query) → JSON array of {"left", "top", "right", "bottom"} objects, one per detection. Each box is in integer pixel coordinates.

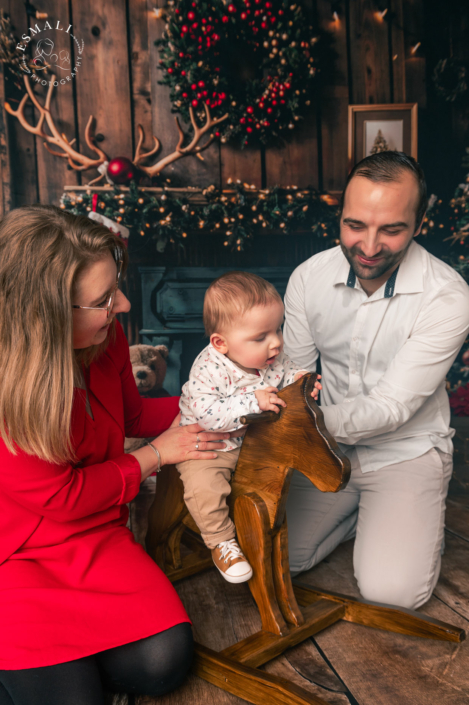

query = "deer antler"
[
  {"left": 5, "top": 74, "right": 108, "bottom": 171},
  {"left": 133, "top": 102, "right": 228, "bottom": 177}
]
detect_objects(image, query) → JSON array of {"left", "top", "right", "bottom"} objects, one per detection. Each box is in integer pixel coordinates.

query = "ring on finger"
[
  {"left": 196, "top": 435, "right": 200, "bottom": 443},
  {"left": 195, "top": 443, "right": 199, "bottom": 450}
]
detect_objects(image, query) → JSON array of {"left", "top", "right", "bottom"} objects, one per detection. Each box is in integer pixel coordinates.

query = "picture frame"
[{"left": 348, "top": 103, "right": 418, "bottom": 171}]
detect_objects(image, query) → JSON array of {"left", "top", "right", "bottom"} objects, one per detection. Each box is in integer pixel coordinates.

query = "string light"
[{"left": 411, "top": 42, "right": 421, "bottom": 54}]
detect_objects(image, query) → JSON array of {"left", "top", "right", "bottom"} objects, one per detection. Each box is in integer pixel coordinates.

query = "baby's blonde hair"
[{"left": 203, "top": 271, "right": 282, "bottom": 336}]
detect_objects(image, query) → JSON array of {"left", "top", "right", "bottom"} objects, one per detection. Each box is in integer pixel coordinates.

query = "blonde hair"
[
  {"left": 203, "top": 271, "right": 282, "bottom": 336},
  {"left": 0, "top": 204, "right": 128, "bottom": 463}
]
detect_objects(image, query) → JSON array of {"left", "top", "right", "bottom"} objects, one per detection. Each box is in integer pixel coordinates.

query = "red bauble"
[
  {"left": 107, "top": 157, "right": 137, "bottom": 185},
  {"left": 462, "top": 349, "right": 469, "bottom": 366}
]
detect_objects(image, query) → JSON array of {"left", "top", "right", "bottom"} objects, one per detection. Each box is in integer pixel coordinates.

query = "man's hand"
[
  {"left": 311, "top": 373, "right": 322, "bottom": 400},
  {"left": 293, "top": 371, "right": 322, "bottom": 400},
  {"left": 255, "top": 386, "right": 287, "bottom": 413}
]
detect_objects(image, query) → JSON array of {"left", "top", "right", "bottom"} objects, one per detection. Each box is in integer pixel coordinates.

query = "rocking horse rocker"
[{"left": 146, "top": 374, "right": 465, "bottom": 705}]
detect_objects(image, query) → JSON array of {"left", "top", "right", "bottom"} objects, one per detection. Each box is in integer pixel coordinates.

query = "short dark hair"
[{"left": 340, "top": 151, "right": 427, "bottom": 231}]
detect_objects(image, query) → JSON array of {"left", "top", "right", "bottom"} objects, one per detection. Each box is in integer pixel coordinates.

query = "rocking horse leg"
[
  {"left": 146, "top": 464, "right": 187, "bottom": 571},
  {"left": 272, "top": 518, "right": 305, "bottom": 627},
  {"left": 194, "top": 642, "right": 332, "bottom": 705},
  {"left": 293, "top": 581, "right": 466, "bottom": 643},
  {"left": 166, "top": 522, "right": 186, "bottom": 570},
  {"left": 234, "top": 492, "right": 289, "bottom": 636}
]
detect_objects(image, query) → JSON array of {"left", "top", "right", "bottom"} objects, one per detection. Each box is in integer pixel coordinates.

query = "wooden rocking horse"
[{"left": 146, "top": 373, "right": 465, "bottom": 705}]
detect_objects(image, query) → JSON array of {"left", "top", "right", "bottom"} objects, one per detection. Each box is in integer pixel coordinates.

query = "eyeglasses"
[{"left": 72, "top": 258, "right": 123, "bottom": 319}]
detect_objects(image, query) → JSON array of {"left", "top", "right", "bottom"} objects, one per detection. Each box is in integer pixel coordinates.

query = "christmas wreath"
[
  {"left": 156, "top": 0, "right": 322, "bottom": 146},
  {"left": 432, "top": 57, "right": 468, "bottom": 105}
]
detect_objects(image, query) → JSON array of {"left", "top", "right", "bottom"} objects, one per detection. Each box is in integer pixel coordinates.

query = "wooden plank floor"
[{"left": 124, "top": 420, "right": 469, "bottom": 705}]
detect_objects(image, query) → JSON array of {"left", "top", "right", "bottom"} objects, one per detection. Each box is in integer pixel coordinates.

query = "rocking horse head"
[{"left": 234, "top": 373, "right": 351, "bottom": 530}]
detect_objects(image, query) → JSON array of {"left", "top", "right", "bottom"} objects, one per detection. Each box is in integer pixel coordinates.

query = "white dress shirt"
[
  {"left": 283, "top": 241, "right": 469, "bottom": 473},
  {"left": 180, "top": 344, "right": 305, "bottom": 451}
]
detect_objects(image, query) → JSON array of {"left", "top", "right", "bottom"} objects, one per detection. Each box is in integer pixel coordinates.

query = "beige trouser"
[
  {"left": 176, "top": 448, "right": 241, "bottom": 549},
  {"left": 286, "top": 446, "right": 453, "bottom": 609}
]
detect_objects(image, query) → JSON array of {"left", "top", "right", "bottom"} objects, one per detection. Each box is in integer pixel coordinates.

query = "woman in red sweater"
[{"left": 0, "top": 205, "right": 231, "bottom": 705}]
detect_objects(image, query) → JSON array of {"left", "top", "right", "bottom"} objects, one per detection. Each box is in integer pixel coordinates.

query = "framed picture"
[{"left": 348, "top": 103, "right": 418, "bottom": 171}]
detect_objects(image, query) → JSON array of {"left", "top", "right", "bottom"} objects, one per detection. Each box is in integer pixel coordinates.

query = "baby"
[{"left": 177, "top": 271, "right": 320, "bottom": 584}]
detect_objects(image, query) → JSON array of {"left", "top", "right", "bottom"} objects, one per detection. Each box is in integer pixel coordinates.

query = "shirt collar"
[{"left": 333, "top": 240, "right": 424, "bottom": 298}]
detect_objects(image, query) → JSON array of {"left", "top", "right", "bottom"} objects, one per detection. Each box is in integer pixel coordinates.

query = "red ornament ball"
[
  {"left": 187, "top": 11, "right": 195, "bottom": 20},
  {"left": 107, "top": 157, "right": 137, "bottom": 186},
  {"left": 462, "top": 349, "right": 469, "bottom": 366}
]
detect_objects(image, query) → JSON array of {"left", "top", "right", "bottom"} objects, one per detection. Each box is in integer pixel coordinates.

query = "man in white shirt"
[{"left": 283, "top": 151, "right": 469, "bottom": 609}]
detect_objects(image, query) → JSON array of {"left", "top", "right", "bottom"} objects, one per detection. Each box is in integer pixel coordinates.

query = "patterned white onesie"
[{"left": 179, "top": 343, "right": 307, "bottom": 451}]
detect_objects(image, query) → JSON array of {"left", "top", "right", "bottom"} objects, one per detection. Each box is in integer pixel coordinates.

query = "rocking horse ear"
[{"left": 210, "top": 332, "right": 229, "bottom": 355}]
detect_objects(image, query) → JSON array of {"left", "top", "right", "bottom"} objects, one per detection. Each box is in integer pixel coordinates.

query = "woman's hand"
[
  {"left": 131, "top": 414, "right": 231, "bottom": 482},
  {"left": 155, "top": 416, "right": 229, "bottom": 466}
]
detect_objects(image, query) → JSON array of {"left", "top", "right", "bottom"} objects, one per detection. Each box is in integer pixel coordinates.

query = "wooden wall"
[
  {"left": 2, "top": 0, "right": 467, "bottom": 216},
  {"left": 1, "top": 0, "right": 468, "bottom": 345}
]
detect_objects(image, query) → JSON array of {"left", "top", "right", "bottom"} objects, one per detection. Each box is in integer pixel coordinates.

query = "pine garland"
[
  {"left": 61, "top": 181, "right": 340, "bottom": 252},
  {"left": 426, "top": 149, "right": 469, "bottom": 396}
]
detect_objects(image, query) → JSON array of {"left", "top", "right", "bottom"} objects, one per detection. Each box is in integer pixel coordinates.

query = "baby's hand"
[{"left": 255, "top": 386, "right": 287, "bottom": 413}]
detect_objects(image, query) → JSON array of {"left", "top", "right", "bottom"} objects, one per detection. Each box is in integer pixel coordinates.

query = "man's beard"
[{"left": 340, "top": 240, "right": 412, "bottom": 281}]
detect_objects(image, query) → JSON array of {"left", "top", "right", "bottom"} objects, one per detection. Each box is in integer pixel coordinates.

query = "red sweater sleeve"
[
  {"left": 0, "top": 443, "right": 142, "bottom": 521},
  {"left": 110, "top": 321, "right": 180, "bottom": 438}
]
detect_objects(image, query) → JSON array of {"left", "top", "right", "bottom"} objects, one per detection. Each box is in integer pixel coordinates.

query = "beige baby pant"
[{"left": 176, "top": 448, "right": 241, "bottom": 549}]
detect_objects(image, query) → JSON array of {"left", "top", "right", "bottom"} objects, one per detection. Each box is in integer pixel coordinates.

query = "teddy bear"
[
  {"left": 124, "top": 343, "right": 171, "bottom": 453},
  {"left": 129, "top": 343, "right": 170, "bottom": 398}
]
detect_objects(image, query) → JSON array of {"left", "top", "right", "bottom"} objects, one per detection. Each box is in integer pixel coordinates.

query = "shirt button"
[
  {"left": 352, "top": 370, "right": 357, "bottom": 375},
  {"left": 353, "top": 337, "right": 358, "bottom": 342}
]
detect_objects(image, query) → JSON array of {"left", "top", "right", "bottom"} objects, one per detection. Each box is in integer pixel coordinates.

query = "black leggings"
[{"left": 0, "top": 623, "right": 193, "bottom": 705}]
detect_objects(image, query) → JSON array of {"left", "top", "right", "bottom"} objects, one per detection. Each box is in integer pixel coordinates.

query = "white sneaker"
[{"left": 211, "top": 539, "right": 253, "bottom": 584}]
